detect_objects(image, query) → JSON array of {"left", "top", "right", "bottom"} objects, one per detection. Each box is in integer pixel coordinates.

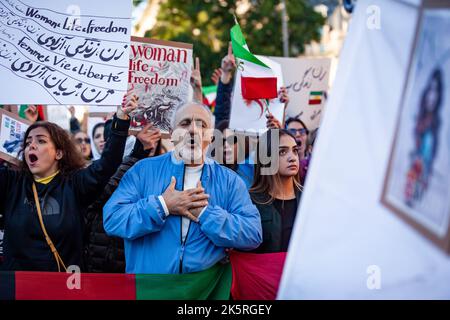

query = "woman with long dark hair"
[
  {"left": 250, "top": 129, "right": 302, "bottom": 253},
  {"left": 0, "top": 96, "right": 137, "bottom": 272}
]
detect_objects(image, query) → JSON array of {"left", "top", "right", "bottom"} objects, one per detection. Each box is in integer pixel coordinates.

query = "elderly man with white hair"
[{"left": 103, "top": 102, "right": 262, "bottom": 274}]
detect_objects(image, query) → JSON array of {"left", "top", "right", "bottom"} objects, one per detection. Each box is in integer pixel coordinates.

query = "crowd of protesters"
[{"left": 0, "top": 45, "right": 319, "bottom": 299}]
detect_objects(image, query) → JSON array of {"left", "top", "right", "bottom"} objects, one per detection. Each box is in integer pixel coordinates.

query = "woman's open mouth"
[{"left": 28, "top": 154, "right": 39, "bottom": 166}]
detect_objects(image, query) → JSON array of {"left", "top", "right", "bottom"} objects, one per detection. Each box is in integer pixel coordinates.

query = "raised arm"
[
  {"left": 73, "top": 94, "right": 138, "bottom": 205},
  {"left": 214, "top": 43, "right": 236, "bottom": 126}
]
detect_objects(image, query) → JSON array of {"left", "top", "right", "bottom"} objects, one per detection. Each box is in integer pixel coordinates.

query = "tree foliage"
[{"left": 140, "top": 0, "right": 325, "bottom": 86}]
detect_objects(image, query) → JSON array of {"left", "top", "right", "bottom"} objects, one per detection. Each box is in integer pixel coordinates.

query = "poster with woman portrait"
[
  {"left": 382, "top": 0, "right": 450, "bottom": 253},
  {"left": 0, "top": 109, "right": 31, "bottom": 165}
]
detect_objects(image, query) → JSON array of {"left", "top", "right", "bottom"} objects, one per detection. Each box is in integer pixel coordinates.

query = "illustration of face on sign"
[{"left": 128, "top": 37, "right": 193, "bottom": 134}]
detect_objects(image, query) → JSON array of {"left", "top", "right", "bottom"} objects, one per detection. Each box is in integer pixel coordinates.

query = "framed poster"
[
  {"left": 382, "top": 0, "right": 450, "bottom": 253},
  {"left": 0, "top": 109, "right": 31, "bottom": 165}
]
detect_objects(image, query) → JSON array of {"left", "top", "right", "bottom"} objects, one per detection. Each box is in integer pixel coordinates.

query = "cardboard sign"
[
  {"left": 0, "top": 109, "right": 31, "bottom": 164},
  {"left": 0, "top": 0, "right": 131, "bottom": 105},
  {"left": 128, "top": 37, "right": 193, "bottom": 134},
  {"left": 269, "top": 56, "right": 331, "bottom": 131}
]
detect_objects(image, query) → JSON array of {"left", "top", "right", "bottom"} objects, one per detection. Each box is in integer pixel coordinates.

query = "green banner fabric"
[{"left": 136, "top": 263, "right": 232, "bottom": 300}]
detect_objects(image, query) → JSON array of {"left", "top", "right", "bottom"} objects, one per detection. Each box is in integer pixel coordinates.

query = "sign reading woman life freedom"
[
  {"left": 0, "top": 0, "right": 131, "bottom": 105},
  {"left": 127, "top": 36, "right": 193, "bottom": 133}
]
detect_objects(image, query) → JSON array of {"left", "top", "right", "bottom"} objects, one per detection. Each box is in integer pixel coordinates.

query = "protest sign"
[
  {"left": 229, "top": 56, "right": 285, "bottom": 135},
  {"left": 0, "top": 108, "right": 31, "bottom": 164},
  {"left": 88, "top": 106, "right": 116, "bottom": 118},
  {"left": 269, "top": 56, "right": 331, "bottom": 131},
  {"left": 127, "top": 36, "right": 193, "bottom": 134},
  {"left": 0, "top": 0, "right": 131, "bottom": 105}
]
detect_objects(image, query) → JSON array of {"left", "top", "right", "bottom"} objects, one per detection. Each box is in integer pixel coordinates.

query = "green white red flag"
[{"left": 230, "top": 23, "right": 278, "bottom": 100}]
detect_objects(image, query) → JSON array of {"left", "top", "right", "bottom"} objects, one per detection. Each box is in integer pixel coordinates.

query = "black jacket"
[
  {"left": 84, "top": 139, "right": 151, "bottom": 273},
  {"left": 249, "top": 189, "right": 302, "bottom": 253},
  {"left": 213, "top": 79, "right": 233, "bottom": 127},
  {"left": 0, "top": 116, "right": 130, "bottom": 271}
]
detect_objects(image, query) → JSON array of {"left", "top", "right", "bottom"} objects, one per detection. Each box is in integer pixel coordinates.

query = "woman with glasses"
[
  {"left": 285, "top": 118, "right": 311, "bottom": 185},
  {"left": 73, "top": 131, "right": 92, "bottom": 162},
  {"left": 214, "top": 119, "right": 255, "bottom": 188},
  {"left": 285, "top": 117, "right": 309, "bottom": 161},
  {"left": 0, "top": 94, "right": 138, "bottom": 272}
]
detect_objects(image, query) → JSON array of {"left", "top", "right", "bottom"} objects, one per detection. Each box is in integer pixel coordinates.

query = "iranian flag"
[{"left": 230, "top": 23, "right": 278, "bottom": 100}]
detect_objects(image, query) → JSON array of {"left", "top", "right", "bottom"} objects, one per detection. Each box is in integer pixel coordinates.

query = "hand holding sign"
[
  {"left": 278, "top": 86, "right": 289, "bottom": 107},
  {"left": 117, "top": 91, "right": 139, "bottom": 120},
  {"left": 24, "top": 105, "right": 39, "bottom": 123},
  {"left": 136, "top": 123, "right": 162, "bottom": 154},
  {"left": 266, "top": 112, "right": 282, "bottom": 129}
]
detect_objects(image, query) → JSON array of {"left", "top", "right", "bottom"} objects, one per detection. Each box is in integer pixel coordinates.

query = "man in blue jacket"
[{"left": 103, "top": 102, "right": 262, "bottom": 274}]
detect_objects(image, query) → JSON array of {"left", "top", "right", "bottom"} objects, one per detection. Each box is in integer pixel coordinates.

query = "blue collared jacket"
[{"left": 103, "top": 152, "right": 262, "bottom": 274}]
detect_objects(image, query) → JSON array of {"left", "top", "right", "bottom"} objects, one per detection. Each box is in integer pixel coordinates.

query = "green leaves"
[{"left": 141, "top": 0, "right": 325, "bottom": 86}]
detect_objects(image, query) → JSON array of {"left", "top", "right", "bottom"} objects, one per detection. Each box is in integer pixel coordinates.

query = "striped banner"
[{"left": 0, "top": 263, "right": 231, "bottom": 300}]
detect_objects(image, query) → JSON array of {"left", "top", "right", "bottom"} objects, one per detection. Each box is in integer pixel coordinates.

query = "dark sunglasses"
[
  {"left": 75, "top": 138, "right": 91, "bottom": 144},
  {"left": 288, "top": 128, "right": 307, "bottom": 135}
]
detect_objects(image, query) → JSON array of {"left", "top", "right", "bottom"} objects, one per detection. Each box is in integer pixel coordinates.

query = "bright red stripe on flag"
[
  {"left": 230, "top": 251, "right": 287, "bottom": 300},
  {"left": 15, "top": 272, "right": 136, "bottom": 300},
  {"left": 241, "top": 76, "right": 277, "bottom": 100},
  {"left": 308, "top": 99, "right": 322, "bottom": 105}
]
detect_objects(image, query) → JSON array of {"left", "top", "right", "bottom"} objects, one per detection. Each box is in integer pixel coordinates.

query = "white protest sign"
[
  {"left": 0, "top": 0, "right": 131, "bottom": 105},
  {"left": 269, "top": 56, "right": 331, "bottom": 131},
  {"left": 0, "top": 108, "right": 30, "bottom": 164},
  {"left": 128, "top": 36, "right": 193, "bottom": 133},
  {"left": 229, "top": 56, "right": 285, "bottom": 135},
  {"left": 88, "top": 105, "right": 116, "bottom": 117}
]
